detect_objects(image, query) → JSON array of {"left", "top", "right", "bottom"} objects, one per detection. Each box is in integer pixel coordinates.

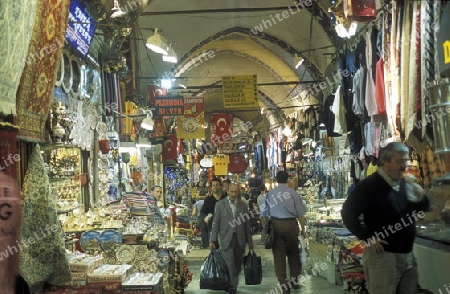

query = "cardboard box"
[
  {"left": 42, "top": 282, "right": 120, "bottom": 293},
  {"left": 69, "top": 256, "right": 104, "bottom": 272},
  {"left": 308, "top": 241, "right": 330, "bottom": 259},
  {"left": 122, "top": 273, "right": 163, "bottom": 291},
  {"left": 87, "top": 265, "right": 132, "bottom": 284},
  {"left": 71, "top": 272, "right": 86, "bottom": 281}
]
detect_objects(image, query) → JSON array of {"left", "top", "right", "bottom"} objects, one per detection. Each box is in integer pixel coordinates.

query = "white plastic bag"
[{"left": 299, "top": 236, "right": 308, "bottom": 265}]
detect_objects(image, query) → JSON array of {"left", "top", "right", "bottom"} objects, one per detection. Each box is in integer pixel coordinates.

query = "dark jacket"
[{"left": 341, "top": 172, "right": 429, "bottom": 253}]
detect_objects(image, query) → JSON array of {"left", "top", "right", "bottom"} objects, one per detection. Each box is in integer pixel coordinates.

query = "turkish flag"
[
  {"left": 147, "top": 84, "right": 168, "bottom": 107},
  {"left": 210, "top": 113, "right": 233, "bottom": 147},
  {"left": 162, "top": 134, "right": 178, "bottom": 161}
]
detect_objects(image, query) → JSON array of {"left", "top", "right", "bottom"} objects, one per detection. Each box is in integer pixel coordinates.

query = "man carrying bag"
[
  {"left": 199, "top": 249, "right": 230, "bottom": 290},
  {"left": 243, "top": 249, "right": 262, "bottom": 285},
  {"left": 210, "top": 183, "right": 254, "bottom": 294},
  {"left": 261, "top": 171, "right": 307, "bottom": 294}
]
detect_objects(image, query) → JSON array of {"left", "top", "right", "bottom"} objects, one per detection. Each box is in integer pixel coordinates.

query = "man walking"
[
  {"left": 261, "top": 171, "right": 307, "bottom": 294},
  {"left": 200, "top": 178, "right": 227, "bottom": 246},
  {"left": 192, "top": 198, "right": 207, "bottom": 248},
  {"left": 210, "top": 183, "right": 253, "bottom": 294},
  {"left": 342, "top": 142, "right": 429, "bottom": 294}
]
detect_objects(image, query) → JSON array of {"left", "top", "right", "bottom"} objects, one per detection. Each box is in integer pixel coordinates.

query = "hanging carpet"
[{"left": 15, "top": 0, "right": 70, "bottom": 142}]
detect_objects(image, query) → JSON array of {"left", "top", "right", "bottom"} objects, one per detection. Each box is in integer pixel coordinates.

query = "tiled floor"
[
  {"left": 183, "top": 235, "right": 346, "bottom": 294},
  {"left": 184, "top": 273, "right": 345, "bottom": 294}
]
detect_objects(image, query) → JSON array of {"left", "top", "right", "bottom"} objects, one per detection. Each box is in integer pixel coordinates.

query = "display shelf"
[
  {"left": 42, "top": 146, "right": 84, "bottom": 211},
  {"left": 57, "top": 206, "right": 79, "bottom": 214},
  {"left": 40, "top": 143, "right": 79, "bottom": 151}
]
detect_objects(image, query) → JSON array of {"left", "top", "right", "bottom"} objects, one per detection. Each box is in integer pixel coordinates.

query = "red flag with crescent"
[
  {"left": 210, "top": 113, "right": 233, "bottom": 147},
  {"left": 147, "top": 84, "right": 168, "bottom": 107},
  {"left": 162, "top": 134, "right": 178, "bottom": 161}
]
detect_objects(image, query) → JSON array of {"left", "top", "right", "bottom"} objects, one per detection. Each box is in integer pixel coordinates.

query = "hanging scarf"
[
  {"left": 19, "top": 144, "right": 71, "bottom": 293},
  {"left": 0, "top": 0, "right": 38, "bottom": 115}
]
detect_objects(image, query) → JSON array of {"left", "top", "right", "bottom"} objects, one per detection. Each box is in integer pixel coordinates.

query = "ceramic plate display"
[
  {"left": 116, "top": 244, "right": 136, "bottom": 264},
  {"left": 96, "top": 122, "right": 107, "bottom": 138},
  {"left": 134, "top": 245, "right": 148, "bottom": 261},
  {"left": 148, "top": 249, "right": 158, "bottom": 262},
  {"left": 157, "top": 249, "right": 170, "bottom": 269},
  {"left": 103, "top": 252, "right": 118, "bottom": 265},
  {"left": 98, "top": 157, "right": 110, "bottom": 170},
  {"left": 80, "top": 230, "right": 101, "bottom": 254},
  {"left": 98, "top": 229, "right": 122, "bottom": 252}
]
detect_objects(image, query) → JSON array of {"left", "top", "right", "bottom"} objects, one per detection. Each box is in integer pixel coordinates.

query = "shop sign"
[
  {"left": 438, "top": 2, "right": 450, "bottom": 77},
  {"left": 176, "top": 97, "right": 205, "bottom": 139},
  {"left": 0, "top": 175, "right": 21, "bottom": 238},
  {"left": 65, "top": 0, "right": 96, "bottom": 57},
  {"left": 154, "top": 96, "right": 184, "bottom": 116},
  {"left": 222, "top": 75, "right": 258, "bottom": 108}
]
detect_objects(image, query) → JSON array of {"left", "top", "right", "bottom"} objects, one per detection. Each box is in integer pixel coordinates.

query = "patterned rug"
[
  {"left": 0, "top": 0, "right": 37, "bottom": 115},
  {"left": 15, "top": 0, "right": 70, "bottom": 142}
]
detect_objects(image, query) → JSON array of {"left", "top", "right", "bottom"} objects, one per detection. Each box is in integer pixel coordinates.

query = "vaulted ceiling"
[{"left": 134, "top": 0, "right": 338, "bottom": 138}]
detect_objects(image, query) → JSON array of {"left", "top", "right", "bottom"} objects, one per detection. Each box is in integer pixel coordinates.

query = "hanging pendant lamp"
[{"left": 146, "top": 28, "right": 169, "bottom": 55}]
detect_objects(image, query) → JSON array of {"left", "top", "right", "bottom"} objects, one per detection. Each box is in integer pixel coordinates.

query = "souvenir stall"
[{"left": 309, "top": 1, "right": 450, "bottom": 292}]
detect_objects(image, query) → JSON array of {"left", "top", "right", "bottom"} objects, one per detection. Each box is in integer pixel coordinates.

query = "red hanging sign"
[
  {"left": 228, "top": 154, "right": 247, "bottom": 174},
  {"left": 162, "top": 134, "right": 178, "bottom": 161},
  {"left": 147, "top": 84, "right": 168, "bottom": 107},
  {"left": 210, "top": 113, "right": 233, "bottom": 147}
]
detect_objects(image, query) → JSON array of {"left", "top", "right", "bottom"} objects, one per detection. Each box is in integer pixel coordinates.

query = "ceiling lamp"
[
  {"left": 141, "top": 111, "right": 154, "bottom": 130},
  {"left": 335, "top": 22, "right": 357, "bottom": 39},
  {"left": 111, "top": 0, "right": 126, "bottom": 18},
  {"left": 161, "top": 79, "right": 172, "bottom": 89},
  {"left": 294, "top": 54, "right": 304, "bottom": 69},
  {"left": 146, "top": 28, "right": 168, "bottom": 55},
  {"left": 163, "top": 44, "right": 178, "bottom": 63}
]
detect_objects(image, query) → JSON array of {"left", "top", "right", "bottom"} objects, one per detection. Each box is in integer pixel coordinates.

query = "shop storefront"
[{"left": 1, "top": 0, "right": 450, "bottom": 293}]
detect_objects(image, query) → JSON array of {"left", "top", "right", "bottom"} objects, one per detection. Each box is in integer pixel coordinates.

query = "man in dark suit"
[{"left": 210, "top": 183, "right": 254, "bottom": 294}]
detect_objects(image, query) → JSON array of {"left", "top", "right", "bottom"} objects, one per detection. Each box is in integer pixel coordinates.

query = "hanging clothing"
[
  {"left": 228, "top": 154, "right": 247, "bottom": 174},
  {"left": 212, "top": 154, "right": 230, "bottom": 176},
  {"left": 332, "top": 86, "right": 347, "bottom": 134},
  {"left": 20, "top": 145, "right": 71, "bottom": 293},
  {"left": 352, "top": 67, "right": 365, "bottom": 116},
  {"left": 375, "top": 58, "right": 386, "bottom": 114}
]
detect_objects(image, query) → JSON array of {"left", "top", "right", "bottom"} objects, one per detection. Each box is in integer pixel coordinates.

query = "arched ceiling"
[{"left": 135, "top": 0, "right": 337, "bottom": 138}]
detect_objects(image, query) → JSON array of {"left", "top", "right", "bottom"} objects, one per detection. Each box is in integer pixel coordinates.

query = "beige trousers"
[{"left": 362, "top": 247, "right": 418, "bottom": 294}]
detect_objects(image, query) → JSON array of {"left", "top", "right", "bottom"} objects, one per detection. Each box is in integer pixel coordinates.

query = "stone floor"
[{"left": 183, "top": 235, "right": 346, "bottom": 294}]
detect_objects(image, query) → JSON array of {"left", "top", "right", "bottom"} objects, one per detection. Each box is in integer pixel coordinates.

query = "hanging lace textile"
[{"left": 19, "top": 144, "right": 71, "bottom": 293}]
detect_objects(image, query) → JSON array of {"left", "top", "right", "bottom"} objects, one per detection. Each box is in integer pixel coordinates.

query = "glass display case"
[
  {"left": 41, "top": 144, "right": 84, "bottom": 213},
  {"left": 416, "top": 173, "right": 450, "bottom": 244}
]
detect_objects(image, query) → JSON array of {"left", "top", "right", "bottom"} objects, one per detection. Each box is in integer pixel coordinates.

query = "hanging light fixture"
[
  {"left": 335, "top": 21, "right": 357, "bottom": 39},
  {"left": 146, "top": 28, "right": 169, "bottom": 55},
  {"left": 163, "top": 44, "right": 178, "bottom": 63},
  {"left": 293, "top": 54, "right": 304, "bottom": 69},
  {"left": 141, "top": 111, "right": 154, "bottom": 130}
]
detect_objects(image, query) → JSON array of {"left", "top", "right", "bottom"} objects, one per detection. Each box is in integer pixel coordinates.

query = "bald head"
[{"left": 228, "top": 183, "right": 239, "bottom": 201}]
